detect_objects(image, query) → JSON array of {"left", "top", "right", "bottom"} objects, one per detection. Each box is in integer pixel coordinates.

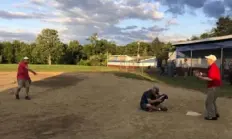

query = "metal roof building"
[
  {"left": 173, "top": 35, "right": 232, "bottom": 51},
  {"left": 172, "top": 35, "right": 232, "bottom": 76}
]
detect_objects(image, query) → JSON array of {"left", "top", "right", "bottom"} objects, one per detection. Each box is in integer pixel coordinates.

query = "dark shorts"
[
  {"left": 17, "top": 79, "right": 31, "bottom": 88},
  {"left": 140, "top": 103, "right": 148, "bottom": 111}
]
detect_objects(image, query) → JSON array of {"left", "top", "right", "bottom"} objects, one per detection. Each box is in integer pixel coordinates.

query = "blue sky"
[{"left": 0, "top": 0, "right": 231, "bottom": 44}]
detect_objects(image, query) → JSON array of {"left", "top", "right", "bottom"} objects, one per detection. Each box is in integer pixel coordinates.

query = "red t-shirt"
[
  {"left": 207, "top": 63, "right": 222, "bottom": 88},
  {"left": 17, "top": 62, "right": 30, "bottom": 80}
]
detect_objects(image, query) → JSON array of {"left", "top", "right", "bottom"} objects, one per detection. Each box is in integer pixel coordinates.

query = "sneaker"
[
  {"left": 15, "top": 94, "right": 20, "bottom": 100},
  {"left": 25, "top": 96, "right": 31, "bottom": 100},
  {"left": 204, "top": 117, "right": 217, "bottom": 120}
]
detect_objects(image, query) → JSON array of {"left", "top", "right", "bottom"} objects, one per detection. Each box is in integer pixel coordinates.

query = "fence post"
[
  {"left": 126, "top": 61, "right": 128, "bottom": 72},
  {"left": 142, "top": 63, "right": 144, "bottom": 75},
  {"left": 220, "top": 47, "right": 224, "bottom": 78}
]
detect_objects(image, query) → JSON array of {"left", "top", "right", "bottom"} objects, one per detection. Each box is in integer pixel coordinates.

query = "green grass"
[
  {"left": 112, "top": 71, "right": 158, "bottom": 82},
  {"left": 0, "top": 64, "right": 119, "bottom": 72},
  {"left": 146, "top": 71, "right": 232, "bottom": 97}
]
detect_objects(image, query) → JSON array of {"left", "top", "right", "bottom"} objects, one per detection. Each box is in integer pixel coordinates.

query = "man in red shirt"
[
  {"left": 15, "top": 57, "right": 37, "bottom": 100},
  {"left": 196, "top": 54, "right": 222, "bottom": 120}
]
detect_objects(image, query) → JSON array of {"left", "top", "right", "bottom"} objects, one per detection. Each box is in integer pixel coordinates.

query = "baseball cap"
[
  {"left": 205, "top": 54, "right": 217, "bottom": 61},
  {"left": 23, "top": 56, "right": 29, "bottom": 60}
]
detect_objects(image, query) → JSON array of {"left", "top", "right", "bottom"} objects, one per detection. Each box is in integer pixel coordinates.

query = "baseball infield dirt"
[{"left": 0, "top": 72, "right": 232, "bottom": 139}]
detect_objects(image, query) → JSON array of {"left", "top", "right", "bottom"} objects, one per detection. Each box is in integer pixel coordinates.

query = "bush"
[
  {"left": 78, "top": 59, "right": 91, "bottom": 66},
  {"left": 0, "top": 55, "right": 2, "bottom": 63},
  {"left": 89, "top": 54, "right": 107, "bottom": 66},
  {"left": 78, "top": 54, "right": 107, "bottom": 66},
  {"left": 89, "top": 55, "right": 101, "bottom": 66}
]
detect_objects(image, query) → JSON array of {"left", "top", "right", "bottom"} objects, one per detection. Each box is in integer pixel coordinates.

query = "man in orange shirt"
[
  {"left": 195, "top": 54, "right": 221, "bottom": 120},
  {"left": 15, "top": 57, "right": 37, "bottom": 100}
]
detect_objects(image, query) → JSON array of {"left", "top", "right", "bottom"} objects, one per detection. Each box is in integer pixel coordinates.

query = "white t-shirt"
[{"left": 182, "top": 62, "right": 188, "bottom": 68}]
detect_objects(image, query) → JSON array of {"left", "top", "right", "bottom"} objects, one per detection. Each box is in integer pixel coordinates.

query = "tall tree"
[
  {"left": 36, "top": 29, "right": 62, "bottom": 65},
  {"left": 214, "top": 16, "right": 232, "bottom": 36},
  {"left": 0, "top": 42, "right": 3, "bottom": 63},
  {"left": 83, "top": 44, "right": 94, "bottom": 59},
  {"left": 191, "top": 35, "right": 199, "bottom": 40},
  {"left": 12, "top": 40, "right": 22, "bottom": 63},
  {"left": 106, "top": 41, "right": 117, "bottom": 55},
  {"left": 87, "top": 33, "right": 98, "bottom": 54},
  {"left": 31, "top": 43, "right": 45, "bottom": 64},
  {"left": 2, "top": 42, "right": 14, "bottom": 63},
  {"left": 64, "top": 40, "right": 83, "bottom": 64},
  {"left": 20, "top": 42, "right": 33, "bottom": 63},
  {"left": 151, "top": 37, "right": 165, "bottom": 59},
  {"left": 200, "top": 33, "right": 210, "bottom": 39},
  {"left": 116, "top": 46, "right": 126, "bottom": 55}
]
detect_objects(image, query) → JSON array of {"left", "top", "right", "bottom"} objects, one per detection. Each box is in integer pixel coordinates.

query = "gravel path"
[{"left": 0, "top": 72, "right": 232, "bottom": 139}]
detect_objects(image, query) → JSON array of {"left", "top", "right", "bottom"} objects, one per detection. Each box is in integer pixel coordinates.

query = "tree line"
[
  {"left": 0, "top": 29, "right": 172, "bottom": 66},
  {"left": 189, "top": 16, "right": 232, "bottom": 41}
]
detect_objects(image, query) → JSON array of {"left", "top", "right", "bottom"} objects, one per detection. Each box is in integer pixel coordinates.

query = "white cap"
[
  {"left": 205, "top": 54, "right": 217, "bottom": 61},
  {"left": 23, "top": 56, "right": 29, "bottom": 60}
]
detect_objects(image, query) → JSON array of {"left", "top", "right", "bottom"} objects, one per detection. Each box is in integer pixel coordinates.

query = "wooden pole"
[
  {"left": 106, "top": 51, "right": 108, "bottom": 67},
  {"left": 220, "top": 47, "right": 224, "bottom": 78},
  {"left": 190, "top": 49, "right": 192, "bottom": 76}
]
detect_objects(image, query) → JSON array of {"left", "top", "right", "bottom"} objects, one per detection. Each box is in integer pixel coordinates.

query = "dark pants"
[
  {"left": 160, "top": 67, "right": 165, "bottom": 75},
  {"left": 205, "top": 88, "right": 219, "bottom": 118}
]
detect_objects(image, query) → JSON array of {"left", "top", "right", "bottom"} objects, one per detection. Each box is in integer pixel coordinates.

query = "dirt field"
[
  {"left": 0, "top": 72, "right": 62, "bottom": 92},
  {"left": 0, "top": 72, "right": 232, "bottom": 139}
]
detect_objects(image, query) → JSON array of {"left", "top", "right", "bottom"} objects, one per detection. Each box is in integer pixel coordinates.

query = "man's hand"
[
  {"left": 197, "top": 75, "right": 212, "bottom": 81},
  {"left": 28, "top": 68, "right": 37, "bottom": 75},
  {"left": 33, "top": 71, "right": 37, "bottom": 75}
]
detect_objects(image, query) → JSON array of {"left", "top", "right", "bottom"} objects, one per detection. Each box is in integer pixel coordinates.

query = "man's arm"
[
  {"left": 197, "top": 76, "right": 212, "bottom": 81},
  {"left": 199, "top": 72, "right": 207, "bottom": 77},
  {"left": 29, "top": 69, "right": 37, "bottom": 75},
  {"left": 147, "top": 98, "right": 162, "bottom": 104},
  {"left": 26, "top": 67, "right": 37, "bottom": 75},
  {"left": 197, "top": 69, "right": 213, "bottom": 81}
]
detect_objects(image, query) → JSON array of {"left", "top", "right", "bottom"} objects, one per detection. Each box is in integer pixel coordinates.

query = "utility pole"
[
  {"left": 137, "top": 41, "right": 140, "bottom": 62},
  {"left": 106, "top": 50, "right": 109, "bottom": 67},
  {"left": 93, "top": 34, "right": 98, "bottom": 55}
]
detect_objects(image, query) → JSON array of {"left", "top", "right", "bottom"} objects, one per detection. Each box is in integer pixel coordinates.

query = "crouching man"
[{"left": 140, "top": 86, "right": 168, "bottom": 112}]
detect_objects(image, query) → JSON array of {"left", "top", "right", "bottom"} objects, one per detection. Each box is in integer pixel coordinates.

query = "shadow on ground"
[
  {"left": 32, "top": 114, "right": 83, "bottom": 139},
  {"left": 32, "top": 73, "right": 87, "bottom": 89},
  {"left": 112, "top": 72, "right": 154, "bottom": 82},
  {"left": 0, "top": 73, "right": 87, "bottom": 94}
]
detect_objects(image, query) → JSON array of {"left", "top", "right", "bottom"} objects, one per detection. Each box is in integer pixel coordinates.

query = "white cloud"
[
  {"left": 30, "top": 0, "right": 46, "bottom": 5},
  {"left": 0, "top": 0, "right": 188, "bottom": 44},
  {"left": 0, "top": 29, "right": 36, "bottom": 42},
  {"left": 157, "top": 0, "right": 229, "bottom": 18},
  {"left": 166, "top": 18, "right": 178, "bottom": 26},
  {"left": 0, "top": 10, "right": 46, "bottom": 19},
  {"left": 35, "top": 0, "right": 166, "bottom": 44}
]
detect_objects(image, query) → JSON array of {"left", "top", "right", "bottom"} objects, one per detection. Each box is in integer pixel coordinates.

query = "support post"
[
  {"left": 142, "top": 63, "right": 144, "bottom": 75},
  {"left": 106, "top": 51, "right": 108, "bottom": 67},
  {"left": 220, "top": 47, "right": 224, "bottom": 78},
  {"left": 190, "top": 49, "right": 193, "bottom": 76}
]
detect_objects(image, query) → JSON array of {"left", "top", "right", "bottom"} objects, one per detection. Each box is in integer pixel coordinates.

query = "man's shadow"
[{"left": 3, "top": 73, "right": 87, "bottom": 99}]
